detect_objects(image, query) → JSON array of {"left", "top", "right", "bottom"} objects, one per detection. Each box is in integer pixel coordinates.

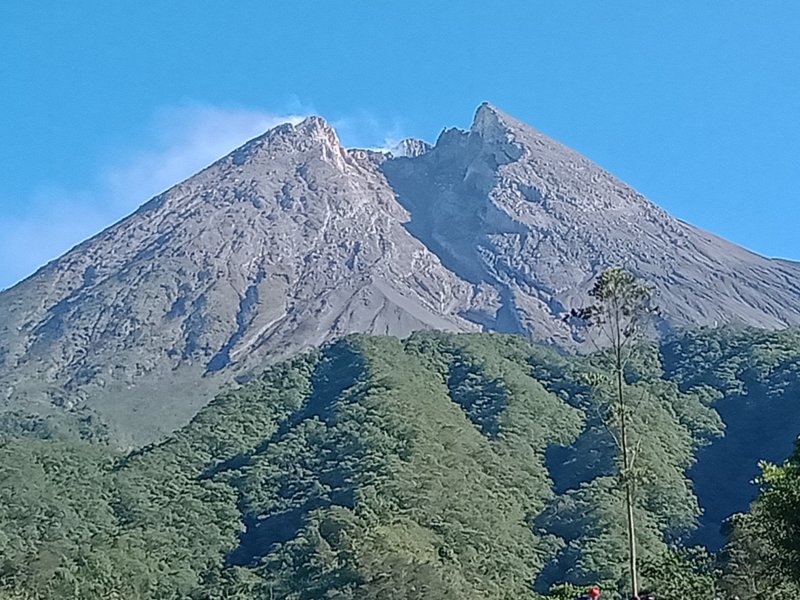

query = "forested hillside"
[
  {"left": 717, "top": 437, "right": 800, "bottom": 598},
  {"left": 661, "top": 327, "right": 800, "bottom": 548},
  {"left": 1, "top": 329, "right": 798, "bottom": 599}
]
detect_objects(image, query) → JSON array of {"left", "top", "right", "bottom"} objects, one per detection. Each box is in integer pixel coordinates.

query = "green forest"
[{"left": 1, "top": 329, "right": 799, "bottom": 599}]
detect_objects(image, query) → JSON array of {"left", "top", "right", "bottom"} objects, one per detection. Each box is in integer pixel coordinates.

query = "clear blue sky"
[{"left": 2, "top": 2, "right": 800, "bottom": 289}]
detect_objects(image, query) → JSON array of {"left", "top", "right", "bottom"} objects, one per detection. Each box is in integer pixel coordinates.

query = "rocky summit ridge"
[{"left": 2, "top": 102, "right": 800, "bottom": 442}]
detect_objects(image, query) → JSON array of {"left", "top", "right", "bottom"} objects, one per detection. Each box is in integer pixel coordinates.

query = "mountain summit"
[
  {"left": 3, "top": 103, "right": 800, "bottom": 441},
  {"left": 384, "top": 103, "right": 800, "bottom": 340}
]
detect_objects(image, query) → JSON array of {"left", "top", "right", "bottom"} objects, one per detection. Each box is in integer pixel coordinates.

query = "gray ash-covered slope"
[
  {"left": 2, "top": 102, "right": 800, "bottom": 442},
  {"left": 383, "top": 103, "right": 800, "bottom": 344},
  {"left": 0, "top": 118, "right": 480, "bottom": 441}
]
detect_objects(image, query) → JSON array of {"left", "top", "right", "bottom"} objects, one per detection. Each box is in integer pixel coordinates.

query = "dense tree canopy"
[{"left": 0, "top": 328, "right": 798, "bottom": 598}]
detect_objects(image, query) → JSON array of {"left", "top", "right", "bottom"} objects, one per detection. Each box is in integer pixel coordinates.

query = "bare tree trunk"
[
  {"left": 617, "top": 362, "right": 639, "bottom": 597},
  {"left": 624, "top": 471, "right": 639, "bottom": 596}
]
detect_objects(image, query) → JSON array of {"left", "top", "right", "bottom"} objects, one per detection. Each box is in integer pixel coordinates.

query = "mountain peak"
[
  {"left": 473, "top": 101, "right": 504, "bottom": 119},
  {"left": 5, "top": 104, "right": 800, "bottom": 444},
  {"left": 273, "top": 115, "right": 342, "bottom": 151},
  {"left": 249, "top": 115, "right": 341, "bottom": 149},
  {"left": 229, "top": 115, "right": 345, "bottom": 169},
  {"left": 468, "top": 102, "right": 535, "bottom": 162},
  {"left": 295, "top": 115, "right": 337, "bottom": 138},
  {"left": 471, "top": 102, "right": 520, "bottom": 135}
]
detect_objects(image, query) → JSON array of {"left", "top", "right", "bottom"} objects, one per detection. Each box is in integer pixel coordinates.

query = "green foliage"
[
  {"left": 661, "top": 327, "right": 800, "bottom": 399},
  {"left": 2, "top": 328, "right": 797, "bottom": 598},
  {"left": 663, "top": 326, "right": 800, "bottom": 551},
  {"left": 640, "top": 547, "right": 718, "bottom": 600},
  {"left": 757, "top": 444, "right": 800, "bottom": 575},
  {"left": 539, "top": 276, "right": 721, "bottom": 594},
  {"left": 0, "top": 408, "right": 109, "bottom": 442},
  {"left": 718, "top": 511, "right": 799, "bottom": 600},
  {"left": 546, "top": 582, "right": 586, "bottom": 600},
  {"left": 719, "top": 441, "right": 800, "bottom": 599},
  {"left": 0, "top": 334, "right": 584, "bottom": 599}
]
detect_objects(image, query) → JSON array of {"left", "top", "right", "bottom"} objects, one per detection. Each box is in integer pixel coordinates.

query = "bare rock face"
[
  {"left": 390, "top": 138, "right": 433, "bottom": 158},
  {"left": 2, "top": 103, "right": 800, "bottom": 441},
  {"left": 383, "top": 103, "right": 800, "bottom": 344},
  {"left": 0, "top": 117, "right": 480, "bottom": 441}
]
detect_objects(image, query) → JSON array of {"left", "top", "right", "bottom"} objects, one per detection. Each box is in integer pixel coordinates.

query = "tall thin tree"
[{"left": 567, "top": 267, "right": 658, "bottom": 596}]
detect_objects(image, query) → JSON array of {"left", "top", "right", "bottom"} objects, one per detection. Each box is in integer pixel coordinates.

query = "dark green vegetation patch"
[{"left": 1, "top": 329, "right": 799, "bottom": 599}]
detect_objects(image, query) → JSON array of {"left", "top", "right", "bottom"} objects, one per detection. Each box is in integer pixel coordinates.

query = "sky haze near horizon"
[{"left": 2, "top": 2, "right": 800, "bottom": 289}]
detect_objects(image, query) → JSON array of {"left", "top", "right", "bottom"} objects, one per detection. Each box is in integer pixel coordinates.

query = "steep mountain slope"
[
  {"left": 660, "top": 327, "right": 800, "bottom": 549},
  {"left": 0, "top": 119, "right": 483, "bottom": 441},
  {"left": 382, "top": 104, "right": 800, "bottom": 344},
  {"left": 2, "top": 103, "right": 800, "bottom": 441},
  {"left": 0, "top": 332, "right": 720, "bottom": 599}
]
